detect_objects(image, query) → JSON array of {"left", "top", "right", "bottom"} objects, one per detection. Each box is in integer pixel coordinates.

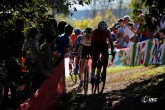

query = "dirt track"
[{"left": 57, "top": 66, "right": 165, "bottom": 110}]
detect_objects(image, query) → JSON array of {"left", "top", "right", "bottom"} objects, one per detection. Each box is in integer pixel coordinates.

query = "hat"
[
  {"left": 118, "top": 18, "right": 124, "bottom": 23},
  {"left": 124, "top": 15, "right": 131, "bottom": 21}
]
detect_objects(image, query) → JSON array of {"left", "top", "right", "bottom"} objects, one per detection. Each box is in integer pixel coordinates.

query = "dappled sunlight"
[{"left": 60, "top": 65, "right": 165, "bottom": 110}]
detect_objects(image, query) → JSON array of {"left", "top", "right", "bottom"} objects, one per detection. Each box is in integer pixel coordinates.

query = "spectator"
[
  {"left": 3, "top": 18, "right": 25, "bottom": 109},
  {"left": 109, "top": 23, "right": 118, "bottom": 42},
  {"left": 114, "top": 28, "right": 127, "bottom": 49},
  {"left": 150, "top": 5, "right": 165, "bottom": 30},
  {"left": 118, "top": 18, "right": 125, "bottom": 28},
  {"left": 159, "top": 29, "right": 165, "bottom": 39},
  {"left": 31, "top": 30, "right": 56, "bottom": 93},
  {"left": 22, "top": 27, "right": 39, "bottom": 96},
  {"left": 137, "top": 9, "right": 143, "bottom": 16},
  {"left": 123, "top": 15, "right": 137, "bottom": 39},
  {"left": 111, "top": 22, "right": 119, "bottom": 35},
  {"left": 129, "top": 21, "right": 138, "bottom": 42},
  {"left": 6, "top": 19, "right": 25, "bottom": 58},
  {"left": 23, "top": 27, "right": 39, "bottom": 66},
  {"left": 49, "top": 18, "right": 58, "bottom": 32},
  {"left": 136, "top": 14, "right": 148, "bottom": 42},
  {"left": 145, "top": 14, "right": 159, "bottom": 38},
  {"left": 39, "top": 19, "right": 58, "bottom": 46},
  {"left": 110, "top": 29, "right": 117, "bottom": 42},
  {"left": 54, "top": 24, "right": 74, "bottom": 67},
  {"left": 57, "top": 20, "right": 67, "bottom": 35},
  {"left": 124, "top": 35, "right": 134, "bottom": 48}
]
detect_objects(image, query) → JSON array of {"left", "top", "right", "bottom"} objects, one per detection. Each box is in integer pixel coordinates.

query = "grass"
[
  {"left": 66, "top": 65, "right": 165, "bottom": 82},
  {"left": 65, "top": 66, "right": 135, "bottom": 81},
  {"left": 107, "top": 65, "right": 144, "bottom": 74},
  {"left": 66, "top": 74, "right": 79, "bottom": 81},
  {"left": 111, "top": 65, "right": 165, "bottom": 82},
  {"left": 125, "top": 65, "right": 165, "bottom": 80}
]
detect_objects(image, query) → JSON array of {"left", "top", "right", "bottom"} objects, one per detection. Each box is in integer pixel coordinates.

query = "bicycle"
[
  {"left": 92, "top": 53, "right": 114, "bottom": 94},
  {"left": 82, "top": 55, "right": 91, "bottom": 95}
]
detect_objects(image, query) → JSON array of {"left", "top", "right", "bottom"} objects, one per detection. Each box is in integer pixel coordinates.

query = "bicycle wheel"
[
  {"left": 84, "top": 65, "right": 89, "bottom": 95},
  {"left": 69, "top": 70, "right": 77, "bottom": 84},
  {"left": 97, "top": 72, "right": 106, "bottom": 94}
]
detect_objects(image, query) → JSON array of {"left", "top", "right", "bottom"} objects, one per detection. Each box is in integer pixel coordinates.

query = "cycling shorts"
[{"left": 79, "top": 45, "right": 92, "bottom": 59}]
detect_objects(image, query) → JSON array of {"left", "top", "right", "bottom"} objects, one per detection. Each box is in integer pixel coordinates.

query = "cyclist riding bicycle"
[
  {"left": 77, "top": 27, "right": 93, "bottom": 88},
  {"left": 69, "top": 28, "right": 81, "bottom": 73},
  {"left": 74, "top": 31, "right": 84, "bottom": 74},
  {"left": 91, "top": 21, "right": 115, "bottom": 84},
  {"left": 70, "top": 28, "right": 81, "bottom": 45}
]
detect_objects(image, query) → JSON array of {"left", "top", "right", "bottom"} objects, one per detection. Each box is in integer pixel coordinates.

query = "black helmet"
[
  {"left": 85, "top": 27, "right": 93, "bottom": 35},
  {"left": 98, "top": 21, "right": 108, "bottom": 31}
]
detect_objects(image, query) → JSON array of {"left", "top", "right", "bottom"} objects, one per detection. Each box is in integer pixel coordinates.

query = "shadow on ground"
[{"left": 57, "top": 73, "right": 165, "bottom": 110}]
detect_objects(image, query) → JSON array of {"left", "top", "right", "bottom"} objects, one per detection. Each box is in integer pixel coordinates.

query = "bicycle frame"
[
  {"left": 92, "top": 53, "right": 113, "bottom": 94},
  {"left": 79, "top": 54, "right": 91, "bottom": 95}
]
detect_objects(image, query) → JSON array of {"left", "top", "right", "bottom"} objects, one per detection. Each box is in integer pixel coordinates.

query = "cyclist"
[
  {"left": 70, "top": 28, "right": 81, "bottom": 45},
  {"left": 91, "top": 21, "right": 115, "bottom": 84},
  {"left": 78, "top": 27, "right": 93, "bottom": 87},
  {"left": 69, "top": 28, "right": 81, "bottom": 73}
]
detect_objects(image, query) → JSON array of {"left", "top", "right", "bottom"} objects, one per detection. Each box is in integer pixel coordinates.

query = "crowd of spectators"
[{"left": 111, "top": 6, "right": 165, "bottom": 49}]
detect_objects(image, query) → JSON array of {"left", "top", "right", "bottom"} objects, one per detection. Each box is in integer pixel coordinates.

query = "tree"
[
  {"left": 71, "top": 9, "right": 118, "bottom": 30},
  {"left": 129, "top": 0, "right": 165, "bottom": 14},
  {"left": 0, "top": 0, "right": 117, "bottom": 59}
]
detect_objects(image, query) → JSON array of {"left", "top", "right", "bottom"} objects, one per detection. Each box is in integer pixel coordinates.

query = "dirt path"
[
  {"left": 66, "top": 66, "right": 152, "bottom": 94},
  {"left": 57, "top": 66, "right": 165, "bottom": 110}
]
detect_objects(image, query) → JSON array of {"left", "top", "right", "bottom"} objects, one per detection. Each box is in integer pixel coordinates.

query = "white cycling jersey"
[{"left": 80, "top": 34, "right": 92, "bottom": 46}]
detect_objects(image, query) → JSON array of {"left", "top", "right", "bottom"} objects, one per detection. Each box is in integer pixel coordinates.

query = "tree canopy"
[{"left": 129, "top": 0, "right": 165, "bottom": 14}]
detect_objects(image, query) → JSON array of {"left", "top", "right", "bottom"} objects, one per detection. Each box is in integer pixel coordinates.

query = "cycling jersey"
[
  {"left": 92, "top": 29, "right": 110, "bottom": 45},
  {"left": 80, "top": 34, "right": 92, "bottom": 46},
  {"left": 70, "top": 33, "right": 80, "bottom": 45},
  {"left": 91, "top": 28, "right": 114, "bottom": 73},
  {"left": 75, "top": 35, "right": 82, "bottom": 46}
]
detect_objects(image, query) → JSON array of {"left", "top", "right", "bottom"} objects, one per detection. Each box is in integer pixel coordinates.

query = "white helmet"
[{"left": 98, "top": 20, "right": 108, "bottom": 31}]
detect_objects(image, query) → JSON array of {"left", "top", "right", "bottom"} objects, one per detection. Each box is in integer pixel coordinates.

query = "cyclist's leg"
[
  {"left": 101, "top": 45, "right": 109, "bottom": 81},
  {"left": 78, "top": 45, "right": 86, "bottom": 87},
  {"left": 79, "top": 58, "right": 86, "bottom": 87},
  {"left": 73, "top": 56, "right": 79, "bottom": 74},
  {"left": 91, "top": 45, "right": 100, "bottom": 84},
  {"left": 74, "top": 45, "right": 82, "bottom": 75}
]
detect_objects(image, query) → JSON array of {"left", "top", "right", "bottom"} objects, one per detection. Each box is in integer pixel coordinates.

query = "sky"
[{"left": 71, "top": 0, "right": 131, "bottom": 11}]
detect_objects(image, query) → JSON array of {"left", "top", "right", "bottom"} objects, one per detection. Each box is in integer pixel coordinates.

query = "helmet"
[
  {"left": 74, "top": 28, "right": 81, "bottom": 34},
  {"left": 85, "top": 27, "right": 93, "bottom": 35},
  {"left": 98, "top": 21, "right": 108, "bottom": 31}
]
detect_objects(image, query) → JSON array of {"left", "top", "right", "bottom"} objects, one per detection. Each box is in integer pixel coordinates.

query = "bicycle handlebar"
[{"left": 102, "top": 52, "right": 115, "bottom": 62}]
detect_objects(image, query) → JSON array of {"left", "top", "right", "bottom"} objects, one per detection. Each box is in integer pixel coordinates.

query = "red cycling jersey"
[{"left": 92, "top": 29, "right": 110, "bottom": 45}]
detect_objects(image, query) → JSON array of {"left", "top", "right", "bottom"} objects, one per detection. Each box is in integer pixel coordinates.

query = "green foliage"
[
  {"left": 0, "top": 0, "right": 113, "bottom": 38},
  {"left": 0, "top": 0, "right": 115, "bottom": 59},
  {"left": 54, "top": 9, "right": 118, "bottom": 30},
  {"left": 55, "top": 14, "right": 73, "bottom": 25},
  {"left": 129, "top": 0, "right": 165, "bottom": 19},
  {"left": 71, "top": 9, "right": 118, "bottom": 30}
]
